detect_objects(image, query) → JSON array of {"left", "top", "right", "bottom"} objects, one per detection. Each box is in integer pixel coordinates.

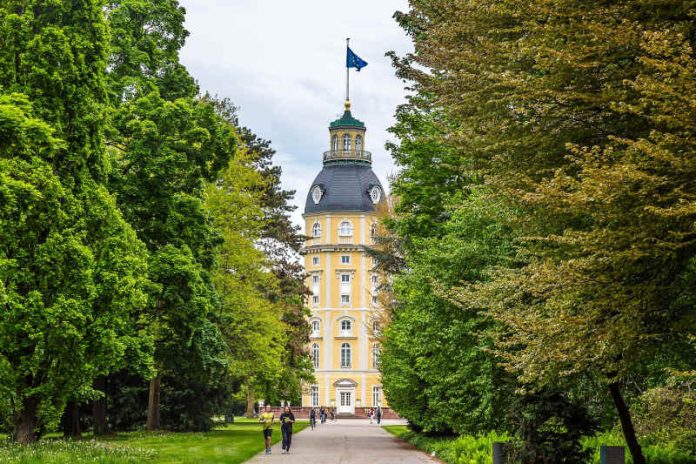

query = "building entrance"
[{"left": 337, "top": 388, "right": 355, "bottom": 414}]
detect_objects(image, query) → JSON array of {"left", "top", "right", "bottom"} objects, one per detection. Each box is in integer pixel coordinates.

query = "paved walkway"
[{"left": 246, "top": 419, "right": 439, "bottom": 464}]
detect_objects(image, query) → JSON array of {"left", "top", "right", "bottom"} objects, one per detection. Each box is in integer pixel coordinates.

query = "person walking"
[
  {"left": 320, "top": 407, "right": 326, "bottom": 424},
  {"left": 309, "top": 408, "right": 317, "bottom": 430},
  {"left": 279, "top": 406, "right": 295, "bottom": 454},
  {"left": 376, "top": 406, "right": 382, "bottom": 425},
  {"left": 368, "top": 407, "right": 374, "bottom": 424},
  {"left": 259, "top": 405, "right": 275, "bottom": 454}
]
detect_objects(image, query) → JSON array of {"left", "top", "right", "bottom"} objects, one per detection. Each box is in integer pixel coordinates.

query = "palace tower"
[{"left": 300, "top": 100, "right": 387, "bottom": 415}]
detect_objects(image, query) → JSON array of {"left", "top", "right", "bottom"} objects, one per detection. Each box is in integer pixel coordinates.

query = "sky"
[{"left": 178, "top": 0, "right": 412, "bottom": 227}]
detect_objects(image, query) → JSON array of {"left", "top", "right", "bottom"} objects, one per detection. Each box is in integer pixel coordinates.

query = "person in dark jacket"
[
  {"left": 309, "top": 408, "right": 317, "bottom": 430},
  {"left": 279, "top": 406, "right": 295, "bottom": 454},
  {"left": 376, "top": 406, "right": 382, "bottom": 424}
]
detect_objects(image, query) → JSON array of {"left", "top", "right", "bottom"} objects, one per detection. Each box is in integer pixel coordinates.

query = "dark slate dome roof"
[{"left": 304, "top": 164, "right": 384, "bottom": 215}]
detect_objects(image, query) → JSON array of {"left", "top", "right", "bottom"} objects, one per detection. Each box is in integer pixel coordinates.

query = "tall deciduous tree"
[
  {"left": 388, "top": 1, "right": 696, "bottom": 462},
  {"left": 0, "top": 0, "right": 150, "bottom": 443}
]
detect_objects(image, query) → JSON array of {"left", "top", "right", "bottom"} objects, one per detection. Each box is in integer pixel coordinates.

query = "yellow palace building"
[{"left": 300, "top": 100, "right": 388, "bottom": 416}]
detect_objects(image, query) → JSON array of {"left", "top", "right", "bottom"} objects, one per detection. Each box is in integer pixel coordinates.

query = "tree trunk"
[
  {"left": 62, "top": 400, "right": 82, "bottom": 438},
  {"left": 245, "top": 385, "right": 255, "bottom": 418},
  {"left": 93, "top": 376, "right": 108, "bottom": 435},
  {"left": 146, "top": 375, "right": 161, "bottom": 431},
  {"left": 608, "top": 382, "right": 645, "bottom": 464},
  {"left": 15, "top": 396, "right": 38, "bottom": 444}
]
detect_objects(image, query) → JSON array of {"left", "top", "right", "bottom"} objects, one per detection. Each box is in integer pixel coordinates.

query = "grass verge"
[{"left": 0, "top": 418, "right": 308, "bottom": 464}]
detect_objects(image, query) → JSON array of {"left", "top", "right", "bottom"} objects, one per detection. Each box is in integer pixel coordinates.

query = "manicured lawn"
[{"left": 0, "top": 418, "right": 307, "bottom": 464}]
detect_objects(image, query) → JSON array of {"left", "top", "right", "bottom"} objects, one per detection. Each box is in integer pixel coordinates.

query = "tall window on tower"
[
  {"left": 340, "top": 343, "right": 352, "bottom": 368},
  {"left": 372, "top": 343, "right": 381, "bottom": 369},
  {"left": 340, "top": 274, "right": 351, "bottom": 306},
  {"left": 312, "top": 343, "right": 320, "bottom": 369},
  {"left": 312, "top": 221, "right": 321, "bottom": 238},
  {"left": 342, "top": 133, "right": 352, "bottom": 151},
  {"left": 311, "top": 386, "right": 319, "bottom": 407},
  {"left": 340, "top": 318, "right": 352, "bottom": 336},
  {"left": 355, "top": 135, "right": 363, "bottom": 153},
  {"left": 372, "top": 386, "right": 382, "bottom": 407},
  {"left": 339, "top": 221, "right": 353, "bottom": 236},
  {"left": 332, "top": 134, "right": 338, "bottom": 152}
]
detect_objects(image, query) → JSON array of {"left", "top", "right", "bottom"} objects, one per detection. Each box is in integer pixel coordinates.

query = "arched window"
[
  {"left": 355, "top": 135, "right": 363, "bottom": 152},
  {"left": 372, "top": 320, "right": 380, "bottom": 334},
  {"left": 312, "top": 221, "right": 321, "bottom": 238},
  {"left": 312, "top": 343, "right": 320, "bottom": 368},
  {"left": 332, "top": 134, "right": 338, "bottom": 152},
  {"left": 340, "top": 343, "right": 351, "bottom": 368},
  {"left": 338, "top": 221, "right": 353, "bottom": 236},
  {"left": 311, "top": 320, "right": 320, "bottom": 335},
  {"left": 341, "top": 319, "right": 352, "bottom": 333},
  {"left": 342, "top": 133, "right": 352, "bottom": 151},
  {"left": 372, "top": 343, "right": 381, "bottom": 369}
]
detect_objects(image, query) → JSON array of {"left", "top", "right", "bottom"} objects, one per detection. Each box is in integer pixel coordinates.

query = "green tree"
[
  {"left": 389, "top": 2, "right": 696, "bottom": 462},
  {"left": 107, "top": 91, "right": 237, "bottom": 430},
  {"left": 0, "top": 0, "right": 151, "bottom": 443}
]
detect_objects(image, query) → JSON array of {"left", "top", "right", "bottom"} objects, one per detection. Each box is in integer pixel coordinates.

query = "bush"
[
  {"left": 583, "top": 431, "right": 696, "bottom": 464},
  {"left": 383, "top": 426, "right": 508, "bottom": 464},
  {"left": 633, "top": 371, "right": 696, "bottom": 455}
]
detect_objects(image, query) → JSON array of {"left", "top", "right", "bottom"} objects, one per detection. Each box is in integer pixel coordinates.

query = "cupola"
[{"left": 324, "top": 100, "right": 371, "bottom": 165}]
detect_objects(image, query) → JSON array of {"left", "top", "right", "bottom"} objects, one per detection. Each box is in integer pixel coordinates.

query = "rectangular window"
[
  {"left": 311, "top": 386, "right": 319, "bottom": 407},
  {"left": 312, "top": 275, "right": 320, "bottom": 285},
  {"left": 341, "top": 255, "right": 350, "bottom": 264},
  {"left": 341, "top": 274, "right": 350, "bottom": 283},
  {"left": 372, "top": 386, "right": 382, "bottom": 407},
  {"left": 312, "top": 295, "right": 319, "bottom": 305},
  {"left": 312, "top": 256, "right": 320, "bottom": 265},
  {"left": 341, "top": 295, "right": 350, "bottom": 304}
]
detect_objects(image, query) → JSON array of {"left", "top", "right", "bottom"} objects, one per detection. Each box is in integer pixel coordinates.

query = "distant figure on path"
[
  {"left": 376, "top": 406, "right": 382, "bottom": 425},
  {"left": 309, "top": 408, "right": 317, "bottom": 430},
  {"left": 320, "top": 407, "right": 326, "bottom": 424},
  {"left": 259, "top": 405, "right": 275, "bottom": 454},
  {"left": 368, "top": 407, "right": 374, "bottom": 424},
  {"left": 330, "top": 408, "right": 335, "bottom": 422},
  {"left": 279, "top": 406, "right": 296, "bottom": 454}
]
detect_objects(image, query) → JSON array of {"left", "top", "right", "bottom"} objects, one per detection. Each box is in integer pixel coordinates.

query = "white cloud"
[{"left": 178, "top": 0, "right": 412, "bottom": 228}]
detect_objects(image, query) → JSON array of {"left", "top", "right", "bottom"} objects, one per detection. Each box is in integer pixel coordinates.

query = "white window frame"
[
  {"left": 340, "top": 319, "right": 352, "bottom": 334},
  {"left": 372, "top": 386, "right": 382, "bottom": 407},
  {"left": 312, "top": 221, "right": 321, "bottom": 238},
  {"left": 312, "top": 256, "right": 320, "bottom": 265},
  {"left": 311, "top": 385, "right": 320, "bottom": 407},
  {"left": 311, "top": 320, "right": 320, "bottom": 336},
  {"left": 312, "top": 295, "right": 319, "bottom": 305},
  {"left": 332, "top": 135, "right": 338, "bottom": 152},
  {"left": 312, "top": 343, "right": 320, "bottom": 368},
  {"left": 340, "top": 294, "right": 350, "bottom": 305},
  {"left": 338, "top": 221, "right": 353, "bottom": 237},
  {"left": 340, "top": 343, "right": 352, "bottom": 368},
  {"left": 341, "top": 255, "right": 350, "bottom": 264},
  {"left": 370, "top": 222, "right": 378, "bottom": 241},
  {"left": 355, "top": 135, "right": 363, "bottom": 152},
  {"left": 372, "top": 343, "right": 381, "bottom": 369},
  {"left": 342, "top": 133, "right": 351, "bottom": 151}
]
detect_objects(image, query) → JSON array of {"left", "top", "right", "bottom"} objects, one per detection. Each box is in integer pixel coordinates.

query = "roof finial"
[{"left": 344, "top": 99, "right": 351, "bottom": 112}]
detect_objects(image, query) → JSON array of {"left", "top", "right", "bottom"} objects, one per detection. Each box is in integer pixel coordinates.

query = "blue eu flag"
[{"left": 346, "top": 47, "right": 368, "bottom": 71}]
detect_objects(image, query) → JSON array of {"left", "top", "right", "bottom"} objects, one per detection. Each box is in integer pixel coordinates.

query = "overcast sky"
[{"left": 178, "top": 0, "right": 412, "bottom": 227}]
